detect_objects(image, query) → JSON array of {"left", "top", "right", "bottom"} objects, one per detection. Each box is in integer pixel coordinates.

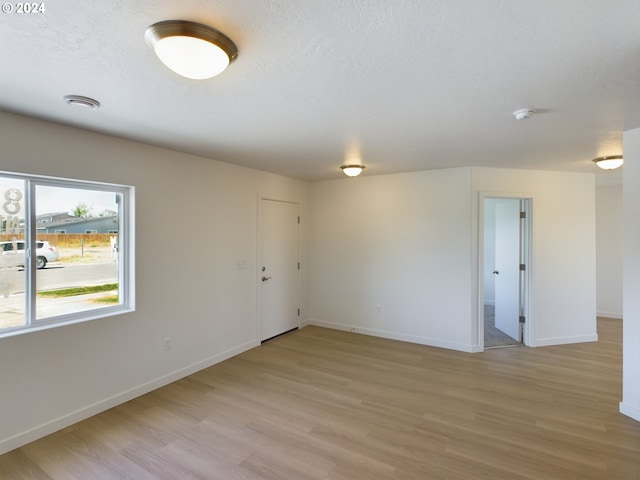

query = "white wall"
[
  {"left": 308, "top": 168, "right": 475, "bottom": 351},
  {"left": 309, "top": 166, "right": 597, "bottom": 352},
  {"left": 621, "top": 128, "right": 640, "bottom": 422},
  {"left": 471, "top": 168, "right": 597, "bottom": 347},
  {"left": 595, "top": 183, "right": 623, "bottom": 318},
  {"left": 0, "top": 111, "right": 309, "bottom": 454}
]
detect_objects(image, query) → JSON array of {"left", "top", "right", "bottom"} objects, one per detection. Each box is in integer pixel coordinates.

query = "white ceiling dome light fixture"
[
  {"left": 592, "top": 155, "right": 624, "bottom": 170},
  {"left": 145, "top": 20, "right": 238, "bottom": 80},
  {"left": 340, "top": 165, "right": 365, "bottom": 177}
]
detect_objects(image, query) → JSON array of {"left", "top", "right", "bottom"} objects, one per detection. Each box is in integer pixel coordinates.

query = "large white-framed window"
[{"left": 0, "top": 171, "right": 134, "bottom": 338}]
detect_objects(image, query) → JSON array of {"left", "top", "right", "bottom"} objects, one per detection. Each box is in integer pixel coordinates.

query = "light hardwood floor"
[{"left": 1, "top": 318, "right": 639, "bottom": 479}]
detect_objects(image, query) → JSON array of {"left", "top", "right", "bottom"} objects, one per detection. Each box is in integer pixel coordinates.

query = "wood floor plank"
[{"left": 1, "top": 318, "right": 638, "bottom": 479}]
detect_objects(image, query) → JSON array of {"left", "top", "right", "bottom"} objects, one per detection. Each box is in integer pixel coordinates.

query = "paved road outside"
[{"left": 0, "top": 247, "right": 119, "bottom": 330}]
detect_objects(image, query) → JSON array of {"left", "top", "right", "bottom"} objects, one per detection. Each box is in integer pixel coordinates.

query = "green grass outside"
[
  {"left": 38, "top": 283, "right": 118, "bottom": 298},
  {"left": 91, "top": 295, "right": 119, "bottom": 304}
]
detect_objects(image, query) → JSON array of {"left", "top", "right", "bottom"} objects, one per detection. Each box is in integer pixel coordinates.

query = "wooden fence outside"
[{"left": 0, "top": 233, "right": 116, "bottom": 248}]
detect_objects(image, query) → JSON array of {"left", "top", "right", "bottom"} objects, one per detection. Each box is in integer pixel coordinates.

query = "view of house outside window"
[{"left": 0, "top": 172, "right": 134, "bottom": 336}]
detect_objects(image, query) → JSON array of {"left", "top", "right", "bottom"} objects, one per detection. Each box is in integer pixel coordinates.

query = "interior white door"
[
  {"left": 494, "top": 199, "right": 521, "bottom": 341},
  {"left": 259, "top": 199, "right": 299, "bottom": 341}
]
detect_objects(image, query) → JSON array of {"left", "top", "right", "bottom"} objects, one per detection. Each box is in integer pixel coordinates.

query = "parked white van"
[{"left": 0, "top": 240, "right": 59, "bottom": 269}]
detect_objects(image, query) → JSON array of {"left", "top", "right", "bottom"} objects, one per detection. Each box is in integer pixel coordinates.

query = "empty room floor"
[{"left": 1, "top": 318, "right": 638, "bottom": 479}]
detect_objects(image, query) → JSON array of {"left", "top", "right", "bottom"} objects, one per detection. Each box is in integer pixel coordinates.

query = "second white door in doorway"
[{"left": 494, "top": 199, "right": 521, "bottom": 342}]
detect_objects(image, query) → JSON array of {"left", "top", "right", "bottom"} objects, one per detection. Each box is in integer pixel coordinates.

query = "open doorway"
[{"left": 481, "top": 196, "right": 531, "bottom": 349}]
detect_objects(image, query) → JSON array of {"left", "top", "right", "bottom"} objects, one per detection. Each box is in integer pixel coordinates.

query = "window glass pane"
[
  {"left": 0, "top": 172, "right": 132, "bottom": 337},
  {"left": 0, "top": 178, "right": 26, "bottom": 330},
  {"left": 35, "top": 185, "right": 121, "bottom": 320}
]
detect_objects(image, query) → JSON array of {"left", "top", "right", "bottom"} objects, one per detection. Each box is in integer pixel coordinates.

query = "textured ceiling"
[{"left": 0, "top": 0, "right": 638, "bottom": 181}]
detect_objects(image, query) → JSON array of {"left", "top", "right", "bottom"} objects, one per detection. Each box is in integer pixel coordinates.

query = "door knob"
[
  {"left": 492, "top": 270, "right": 499, "bottom": 275},
  {"left": 261, "top": 276, "right": 272, "bottom": 282}
]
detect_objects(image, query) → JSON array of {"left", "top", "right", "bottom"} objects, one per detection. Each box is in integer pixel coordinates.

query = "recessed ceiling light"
[
  {"left": 145, "top": 20, "right": 238, "bottom": 80},
  {"left": 63, "top": 95, "right": 101, "bottom": 110}
]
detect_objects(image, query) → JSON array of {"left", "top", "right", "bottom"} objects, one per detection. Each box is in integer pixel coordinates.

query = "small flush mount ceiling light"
[
  {"left": 592, "top": 155, "right": 624, "bottom": 170},
  {"left": 63, "top": 95, "right": 100, "bottom": 110},
  {"left": 341, "top": 165, "right": 365, "bottom": 177},
  {"left": 145, "top": 20, "right": 238, "bottom": 80}
]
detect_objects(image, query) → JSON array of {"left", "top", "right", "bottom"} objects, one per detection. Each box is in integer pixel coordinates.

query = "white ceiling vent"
[{"left": 63, "top": 95, "right": 101, "bottom": 110}]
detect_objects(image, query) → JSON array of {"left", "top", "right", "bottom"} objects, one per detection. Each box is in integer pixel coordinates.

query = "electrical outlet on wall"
[
  {"left": 375, "top": 305, "right": 382, "bottom": 314},
  {"left": 163, "top": 337, "right": 172, "bottom": 352}
]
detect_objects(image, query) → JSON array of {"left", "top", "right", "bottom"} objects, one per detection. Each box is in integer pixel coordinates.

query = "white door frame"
[
  {"left": 257, "top": 194, "right": 301, "bottom": 342},
  {"left": 478, "top": 192, "right": 533, "bottom": 350}
]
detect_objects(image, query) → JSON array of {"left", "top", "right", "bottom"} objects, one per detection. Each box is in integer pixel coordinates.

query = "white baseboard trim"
[
  {"left": 596, "top": 311, "right": 623, "bottom": 319},
  {"left": 620, "top": 402, "right": 640, "bottom": 422},
  {"left": 534, "top": 334, "right": 598, "bottom": 347},
  {"left": 308, "top": 319, "right": 477, "bottom": 353},
  {"left": 0, "top": 339, "right": 259, "bottom": 456}
]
